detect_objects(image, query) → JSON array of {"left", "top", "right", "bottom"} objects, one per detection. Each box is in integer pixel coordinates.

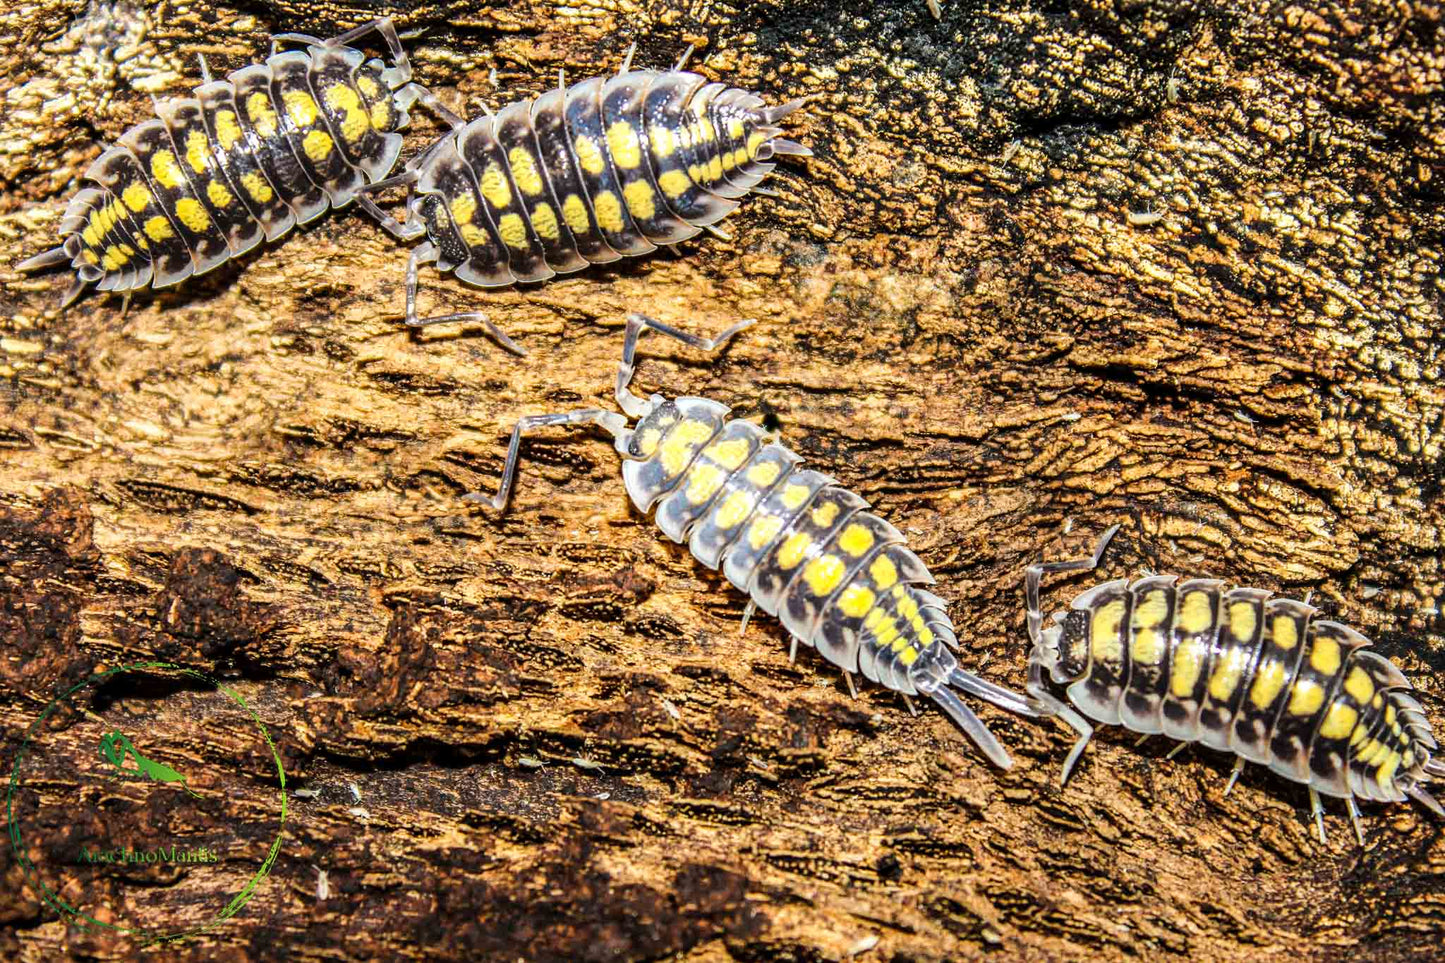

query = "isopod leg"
[
  {"left": 323, "top": 17, "right": 415, "bottom": 87},
  {"left": 1164, "top": 741, "right": 1188, "bottom": 761},
  {"left": 471, "top": 408, "right": 630, "bottom": 511},
  {"left": 616, "top": 313, "right": 755, "bottom": 418},
  {"left": 1406, "top": 783, "right": 1445, "bottom": 817},
  {"left": 739, "top": 599, "right": 756, "bottom": 636},
  {"left": 844, "top": 672, "right": 859, "bottom": 699},
  {"left": 1309, "top": 786, "right": 1328, "bottom": 843},
  {"left": 901, "top": 694, "right": 919, "bottom": 717},
  {"left": 1346, "top": 796, "right": 1366, "bottom": 846},
  {"left": 403, "top": 242, "right": 525, "bottom": 355},
  {"left": 353, "top": 171, "right": 424, "bottom": 241},
  {"left": 1224, "top": 756, "right": 1246, "bottom": 796}
]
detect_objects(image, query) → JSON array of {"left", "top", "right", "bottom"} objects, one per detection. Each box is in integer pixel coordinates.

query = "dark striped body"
[
  {"left": 619, "top": 398, "right": 960, "bottom": 694},
  {"left": 19, "top": 26, "right": 416, "bottom": 304},
  {"left": 1040, "top": 577, "right": 1439, "bottom": 803},
  {"left": 408, "top": 69, "right": 794, "bottom": 288}
]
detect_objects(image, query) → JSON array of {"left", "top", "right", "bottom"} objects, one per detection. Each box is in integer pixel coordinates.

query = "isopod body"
[
  {"left": 473, "top": 314, "right": 1036, "bottom": 769},
  {"left": 359, "top": 54, "right": 811, "bottom": 348},
  {"left": 16, "top": 18, "right": 427, "bottom": 308},
  {"left": 1026, "top": 525, "right": 1444, "bottom": 843}
]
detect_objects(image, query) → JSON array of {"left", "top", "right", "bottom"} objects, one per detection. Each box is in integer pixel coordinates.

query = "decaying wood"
[{"left": 2, "top": 1, "right": 1444, "bottom": 959}]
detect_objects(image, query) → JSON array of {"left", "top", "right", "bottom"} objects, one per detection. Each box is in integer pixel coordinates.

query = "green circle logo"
[{"left": 7, "top": 662, "right": 287, "bottom": 945}]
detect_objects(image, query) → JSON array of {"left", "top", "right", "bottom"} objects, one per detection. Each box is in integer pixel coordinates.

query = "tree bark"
[{"left": 2, "top": 0, "right": 1444, "bottom": 959}]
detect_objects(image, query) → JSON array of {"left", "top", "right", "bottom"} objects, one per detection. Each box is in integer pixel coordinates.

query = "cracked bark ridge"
[{"left": 2, "top": 0, "right": 1444, "bottom": 960}]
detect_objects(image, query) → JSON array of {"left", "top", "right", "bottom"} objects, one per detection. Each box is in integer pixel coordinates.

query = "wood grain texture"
[{"left": 2, "top": 0, "right": 1444, "bottom": 959}]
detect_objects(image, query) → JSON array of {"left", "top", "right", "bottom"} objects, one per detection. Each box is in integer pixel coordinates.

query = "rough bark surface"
[{"left": 2, "top": 0, "right": 1444, "bottom": 960}]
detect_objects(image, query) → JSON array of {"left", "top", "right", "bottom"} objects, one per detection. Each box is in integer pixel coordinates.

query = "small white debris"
[
  {"left": 1001, "top": 140, "right": 1021, "bottom": 165},
  {"left": 1424, "top": 607, "right": 1441, "bottom": 618},
  {"left": 661, "top": 698, "right": 681, "bottom": 721},
  {"left": 748, "top": 756, "right": 773, "bottom": 773},
  {"left": 594, "top": 792, "right": 611, "bottom": 800},
  {"left": 1059, "top": 411, "right": 1082, "bottom": 422},
  {"left": 848, "top": 933, "right": 880, "bottom": 957},
  {"left": 292, "top": 788, "right": 319, "bottom": 799},
  {"left": 572, "top": 757, "right": 604, "bottom": 771},
  {"left": 348, "top": 807, "right": 370, "bottom": 821},
  {"left": 348, "top": 781, "right": 361, "bottom": 803},
  {"left": 518, "top": 756, "right": 546, "bottom": 768},
  {"left": 1360, "top": 583, "right": 1382, "bottom": 599},
  {"left": 1062, "top": 517, "right": 1074, "bottom": 536},
  {"left": 926, "top": 0, "right": 942, "bottom": 19},
  {"left": 1127, "top": 209, "right": 1163, "bottom": 226},
  {"left": 1166, "top": 67, "right": 1181, "bottom": 104},
  {"left": 1233, "top": 410, "right": 1256, "bottom": 425},
  {"left": 489, "top": 67, "right": 499, "bottom": 86},
  {"left": 314, "top": 866, "right": 330, "bottom": 901}
]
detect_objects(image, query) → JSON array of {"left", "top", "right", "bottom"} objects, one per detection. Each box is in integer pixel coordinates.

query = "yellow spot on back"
[
  {"left": 1208, "top": 645, "right": 1250, "bottom": 701},
  {"left": 185, "top": 132, "right": 211, "bottom": 174},
  {"left": 721, "top": 150, "right": 737, "bottom": 171},
  {"left": 451, "top": 193, "right": 477, "bottom": 226},
  {"left": 704, "top": 438, "right": 751, "bottom": 471},
  {"left": 480, "top": 163, "right": 512, "bottom": 208},
  {"left": 650, "top": 126, "right": 676, "bottom": 158},
  {"left": 1248, "top": 658, "right": 1288, "bottom": 709},
  {"left": 82, "top": 216, "right": 101, "bottom": 246},
  {"left": 747, "top": 131, "right": 767, "bottom": 157},
  {"left": 508, "top": 147, "right": 545, "bottom": 195},
  {"left": 81, "top": 248, "right": 99, "bottom": 265},
  {"left": 728, "top": 118, "right": 745, "bottom": 139},
  {"left": 746, "top": 462, "right": 781, "bottom": 488},
  {"left": 207, "top": 180, "right": 233, "bottom": 209},
  {"left": 804, "top": 554, "right": 846, "bottom": 596},
  {"left": 370, "top": 99, "right": 391, "bottom": 130},
  {"left": 173, "top": 197, "right": 210, "bottom": 233},
  {"left": 122, "top": 183, "right": 151, "bottom": 212},
  {"left": 606, "top": 121, "right": 642, "bottom": 169},
  {"left": 748, "top": 514, "right": 784, "bottom": 551},
  {"left": 836, "top": 585, "right": 874, "bottom": 618},
  {"left": 302, "top": 129, "right": 334, "bottom": 163},
  {"left": 562, "top": 194, "right": 589, "bottom": 233},
  {"left": 707, "top": 155, "right": 723, "bottom": 181},
  {"left": 870, "top": 554, "right": 898, "bottom": 590},
  {"left": 246, "top": 92, "right": 277, "bottom": 138},
  {"left": 283, "top": 90, "right": 318, "bottom": 127},
  {"left": 899, "top": 645, "right": 920, "bottom": 666},
  {"left": 837, "top": 523, "right": 874, "bottom": 558},
  {"left": 496, "top": 213, "right": 527, "bottom": 249},
  {"left": 1169, "top": 637, "right": 1205, "bottom": 698},
  {"left": 214, "top": 109, "right": 242, "bottom": 151},
  {"left": 1272, "top": 613, "right": 1300, "bottom": 650},
  {"left": 657, "top": 169, "right": 691, "bottom": 199},
  {"left": 151, "top": 150, "right": 186, "bottom": 189},
  {"left": 101, "top": 245, "right": 127, "bottom": 270},
  {"left": 684, "top": 463, "right": 726, "bottom": 505},
  {"left": 325, "top": 84, "right": 370, "bottom": 143},
  {"left": 810, "top": 501, "right": 839, "bottom": 528},
  {"left": 1090, "top": 598, "right": 1126, "bottom": 663},
  {"left": 1177, "top": 591, "right": 1214, "bottom": 634},
  {"left": 712, "top": 490, "right": 754, "bottom": 530},
  {"left": 780, "top": 484, "right": 811, "bottom": 511},
  {"left": 1228, "top": 600, "right": 1258, "bottom": 642},
  {"left": 530, "top": 202, "right": 560, "bottom": 240},
  {"left": 356, "top": 74, "right": 379, "bottom": 98},
  {"left": 623, "top": 179, "right": 655, "bottom": 220},
  {"left": 574, "top": 135, "right": 606, "bottom": 175},
  {"left": 1318, "top": 701, "right": 1358, "bottom": 740},
  {"left": 241, "top": 172, "right": 273, "bottom": 203},
  {"left": 460, "top": 224, "right": 488, "bottom": 247},
  {"left": 592, "top": 190, "right": 624, "bottom": 232},
  {"left": 1129, "top": 590, "right": 1169, "bottom": 664},
  {"left": 1287, "top": 678, "right": 1325, "bottom": 717},
  {"left": 1344, "top": 666, "right": 1373, "bottom": 704},
  {"left": 1131, "top": 627, "right": 1165, "bottom": 665},
  {"left": 776, "top": 531, "right": 812, "bottom": 570},
  {"left": 1310, "top": 636, "right": 1341, "bottom": 675},
  {"left": 144, "top": 215, "right": 174, "bottom": 241},
  {"left": 658, "top": 419, "right": 715, "bottom": 475},
  {"left": 1377, "top": 750, "right": 1402, "bottom": 789}
]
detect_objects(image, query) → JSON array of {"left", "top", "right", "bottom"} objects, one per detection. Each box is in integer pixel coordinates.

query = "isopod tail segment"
[
  {"left": 466, "top": 312, "right": 1035, "bottom": 771},
  {"left": 15, "top": 17, "right": 431, "bottom": 311},
  {"left": 1024, "top": 523, "right": 1445, "bottom": 846}
]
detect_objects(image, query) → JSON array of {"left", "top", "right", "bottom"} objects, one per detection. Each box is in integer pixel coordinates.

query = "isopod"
[
  {"left": 470, "top": 314, "right": 1035, "bottom": 768},
  {"left": 16, "top": 18, "right": 430, "bottom": 308},
  {"left": 1025, "top": 525, "right": 1443, "bottom": 843},
  {"left": 355, "top": 49, "right": 812, "bottom": 353}
]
